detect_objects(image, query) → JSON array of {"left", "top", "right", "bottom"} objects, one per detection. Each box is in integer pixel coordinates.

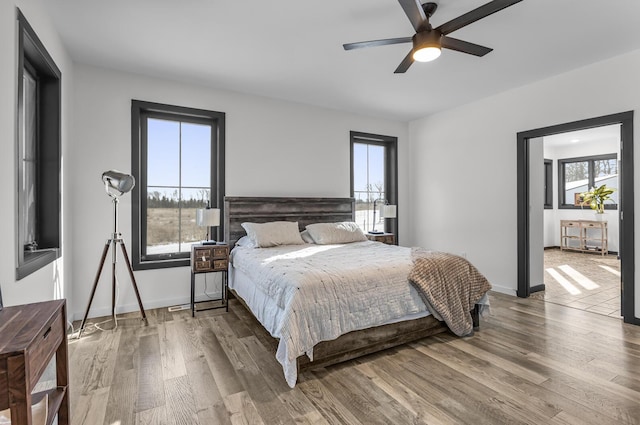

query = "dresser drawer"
[{"left": 28, "top": 310, "right": 64, "bottom": 389}]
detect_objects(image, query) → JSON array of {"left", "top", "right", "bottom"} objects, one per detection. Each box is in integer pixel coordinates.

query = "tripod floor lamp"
[{"left": 79, "top": 170, "right": 147, "bottom": 337}]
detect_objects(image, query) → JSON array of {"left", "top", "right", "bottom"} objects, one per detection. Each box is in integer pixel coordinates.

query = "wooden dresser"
[{"left": 0, "top": 300, "right": 69, "bottom": 425}]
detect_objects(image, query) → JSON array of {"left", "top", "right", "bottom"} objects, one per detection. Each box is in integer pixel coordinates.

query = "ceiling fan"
[{"left": 343, "top": 0, "right": 523, "bottom": 73}]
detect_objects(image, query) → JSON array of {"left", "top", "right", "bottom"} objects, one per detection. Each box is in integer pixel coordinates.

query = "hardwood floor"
[{"left": 66, "top": 292, "right": 640, "bottom": 424}]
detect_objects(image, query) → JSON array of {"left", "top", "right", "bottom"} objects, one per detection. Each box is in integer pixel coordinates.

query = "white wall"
[
  {"left": 408, "top": 48, "right": 640, "bottom": 319},
  {"left": 69, "top": 63, "right": 408, "bottom": 320},
  {"left": 0, "top": 0, "right": 74, "bottom": 308},
  {"left": 543, "top": 136, "right": 620, "bottom": 252}
]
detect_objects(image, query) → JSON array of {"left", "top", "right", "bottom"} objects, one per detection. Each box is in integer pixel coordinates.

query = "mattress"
[{"left": 229, "top": 240, "right": 433, "bottom": 387}]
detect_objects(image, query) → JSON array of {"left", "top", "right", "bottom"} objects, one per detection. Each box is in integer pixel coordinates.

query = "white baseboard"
[{"left": 70, "top": 291, "right": 223, "bottom": 321}]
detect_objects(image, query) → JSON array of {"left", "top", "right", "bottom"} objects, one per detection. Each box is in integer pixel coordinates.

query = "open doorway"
[
  {"left": 532, "top": 125, "right": 621, "bottom": 317},
  {"left": 517, "top": 111, "right": 637, "bottom": 325}
]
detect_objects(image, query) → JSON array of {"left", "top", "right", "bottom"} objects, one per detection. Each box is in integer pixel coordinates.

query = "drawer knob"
[{"left": 43, "top": 326, "right": 52, "bottom": 339}]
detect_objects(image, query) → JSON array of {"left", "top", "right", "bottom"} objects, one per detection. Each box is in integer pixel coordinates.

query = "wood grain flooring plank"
[
  {"left": 210, "top": 315, "right": 245, "bottom": 369},
  {"left": 183, "top": 351, "right": 232, "bottom": 425},
  {"left": 160, "top": 320, "right": 187, "bottom": 380},
  {"left": 224, "top": 391, "right": 266, "bottom": 425},
  {"left": 104, "top": 368, "right": 137, "bottom": 425},
  {"left": 222, "top": 308, "right": 254, "bottom": 338},
  {"left": 198, "top": 323, "right": 244, "bottom": 397},
  {"left": 410, "top": 338, "right": 560, "bottom": 423},
  {"left": 296, "top": 372, "right": 364, "bottom": 425},
  {"left": 137, "top": 332, "right": 165, "bottom": 412},
  {"left": 228, "top": 336, "right": 297, "bottom": 425},
  {"left": 355, "top": 360, "right": 459, "bottom": 425},
  {"left": 240, "top": 335, "right": 323, "bottom": 422},
  {"left": 71, "top": 386, "right": 110, "bottom": 425},
  {"left": 165, "top": 375, "right": 198, "bottom": 425},
  {"left": 335, "top": 363, "right": 426, "bottom": 425},
  {"left": 392, "top": 346, "right": 532, "bottom": 425},
  {"left": 136, "top": 405, "right": 168, "bottom": 425}
]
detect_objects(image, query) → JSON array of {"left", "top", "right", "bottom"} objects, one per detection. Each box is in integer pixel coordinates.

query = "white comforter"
[{"left": 229, "top": 241, "right": 429, "bottom": 387}]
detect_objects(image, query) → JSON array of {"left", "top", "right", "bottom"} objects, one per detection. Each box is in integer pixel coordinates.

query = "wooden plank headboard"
[{"left": 224, "top": 196, "right": 355, "bottom": 248}]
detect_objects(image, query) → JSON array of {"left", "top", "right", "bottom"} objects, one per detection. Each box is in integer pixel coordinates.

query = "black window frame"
[
  {"left": 544, "top": 159, "right": 553, "bottom": 209},
  {"left": 558, "top": 153, "right": 618, "bottom": 209},
  {"left": 349, "top": 131, "right": 398, "bottom": 242},
  {"left": 131, "top": 100, "right": 225, "bottom": 270},
  {"left": 16, "top": 8, "right": 62, "bottom": 280}
]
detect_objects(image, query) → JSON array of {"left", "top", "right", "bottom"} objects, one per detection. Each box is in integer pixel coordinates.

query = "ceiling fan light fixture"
[
  {"left": 413, "top": 46, "right": 441, "bottom": 62},
  {"left": 412, "top": 30, "right": 442, "bottom": 62}
]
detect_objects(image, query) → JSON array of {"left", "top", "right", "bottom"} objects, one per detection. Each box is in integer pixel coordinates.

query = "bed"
[{"left": 224, "top": 196, "right": 488, "bottom": 387}]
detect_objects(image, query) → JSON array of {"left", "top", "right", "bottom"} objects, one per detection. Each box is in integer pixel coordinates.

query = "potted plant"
[{"left": 580, "top": 184, "right": 616, "bottom": 217}]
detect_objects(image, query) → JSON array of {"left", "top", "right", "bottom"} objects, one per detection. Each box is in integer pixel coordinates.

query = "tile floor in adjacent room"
[{"left": 532, "top": 247, "right": 621, "bottom": 318}]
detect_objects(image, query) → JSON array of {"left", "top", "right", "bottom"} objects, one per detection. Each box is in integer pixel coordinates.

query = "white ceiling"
[
  {"left": 43, "top": 0, "right": 640, "bottom": 122},
  {"left": 543, "top": 124, "right": 621, "bottom": 148}
]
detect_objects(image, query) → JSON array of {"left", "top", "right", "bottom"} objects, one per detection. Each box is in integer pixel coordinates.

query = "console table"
[
  {"left": 560, "top": 219, "right": 608, "bottom": 256},
  {"left": 0, "top": 299, "right": 69, "bottom": 425}
]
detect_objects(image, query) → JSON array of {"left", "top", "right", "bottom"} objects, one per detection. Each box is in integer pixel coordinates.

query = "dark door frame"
[{"left": 517, "top": 111, "right": 638, "bottom": 325}]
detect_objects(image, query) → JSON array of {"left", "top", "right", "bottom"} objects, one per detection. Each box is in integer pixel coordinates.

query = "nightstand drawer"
[
  {"left": 28, "top": 309, "right": 64, "bottom": 389},
  {"left": 194, "top": 260, "right": 213, "bottom": 272},
  {"left": 212, "top": 247, "right": 228, "bottom": 258},
  {"left": 213, "top": 260, "right": 228, "bottom": 271}
]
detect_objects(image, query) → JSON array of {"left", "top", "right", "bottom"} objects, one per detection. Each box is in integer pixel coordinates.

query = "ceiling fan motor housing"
[{"left": 413, "top": 30, "right": 441, "bottom": 51}]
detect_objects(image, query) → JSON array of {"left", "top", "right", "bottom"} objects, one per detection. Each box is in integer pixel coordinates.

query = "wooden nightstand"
[
  {"left": 0, "top": 300, "right": 69, "bottom": 425},
  {"left": 190, "top": 244, "right": 229, "bottom": 317},
  {"left": 367, "top": 232, "right": 396, "bottom": 245}
]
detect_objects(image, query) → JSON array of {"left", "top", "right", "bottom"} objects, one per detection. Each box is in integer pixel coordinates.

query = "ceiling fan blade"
[
  {"left": 441, "top": 36, "right": 493, "bottom": 57},
  {"left": 398, "top": 0, "right": 427, "bottom": 32},
  {"left": 435, "top": 0, "right": 523, "bottom": 35},
  {"left": 394, "top": 51, "right": 414, "bottom": 74},
  {"left": 343, "top": 37, "right": 413, "bottom": 51}
]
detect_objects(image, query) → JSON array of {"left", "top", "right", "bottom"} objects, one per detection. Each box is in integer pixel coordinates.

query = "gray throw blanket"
[{"left": 408, "top": 249, "right": 492, "bottom": 336}]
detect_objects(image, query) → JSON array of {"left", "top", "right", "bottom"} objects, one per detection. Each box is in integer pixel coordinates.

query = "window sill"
[
  {"left": 16, "top": 248, "right": 60, "bottom": 280},
  {"left": 134, "top": 257, "right": 189, "bottom": 271}
]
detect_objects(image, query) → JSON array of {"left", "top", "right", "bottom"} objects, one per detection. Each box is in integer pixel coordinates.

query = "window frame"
[
  {"left": 16, "top": 8, "right": 62, "bottom": 280},
  {"left": 558, "top": 153, "right": 618, "bottom": 209},
  {"left": 131, "top": 100, "right": 225, "bottom": 270},
  {"left": 544, "top": 159, "right": 553, "bottom": 209},
  {"left": 349, "top": 131, "right": 398, "bottom": 241}
]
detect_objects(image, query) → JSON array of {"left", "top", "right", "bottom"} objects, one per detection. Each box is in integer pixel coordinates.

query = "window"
[
  {"left": 16, "top": 9, "right": 61, "bottom": 280},
  {"left": 558, "top": 154, "right": 618, "bottom": 208},
  {"left": 350, "top": 131, "right": 398, "bottom": 238},
  {"left": 544, "top": 159, "right": 552, "bottom": 209},
  {"left": 132, "top": 101, "right": 225, "bottom": 270}
]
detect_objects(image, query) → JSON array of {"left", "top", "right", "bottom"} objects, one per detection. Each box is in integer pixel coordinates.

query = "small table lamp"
[
  {"left": 196, "top": 207, "right": 220, "bottom": 245},
  {"left": 370, "top": 200, "right": 397, "bottom": 234},
  {"left": 381, "top": 204, "right": 397, "bottom": 221}
]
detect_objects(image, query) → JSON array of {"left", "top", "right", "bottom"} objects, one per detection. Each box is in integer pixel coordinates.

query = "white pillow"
[
  {"left": 300, "top": 230, "right": 315, "bottom": 244},
  {"left": 305, "top": 222, "right": 368, "bottom": 245},
  {"left": 241, "top": 221, "right": 305, "bottom": 247},
  {"left": 235, "top": 235, "right": 256, "bottom": 248}
]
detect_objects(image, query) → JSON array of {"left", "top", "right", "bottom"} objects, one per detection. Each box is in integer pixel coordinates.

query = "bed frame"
[{"left": 224, "top": 196, "right": 472, "bottom": 374}]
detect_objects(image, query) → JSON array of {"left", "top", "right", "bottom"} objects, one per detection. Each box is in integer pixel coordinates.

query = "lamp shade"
[
  {"left": 381, "top": 204, "right": 397, "bottom": 219},
  {"left": 196, "top": 208, "right": 220, "bottom": 227},
  {"left": 102, "top": 170, "right": 135, "bottom": 196}
]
